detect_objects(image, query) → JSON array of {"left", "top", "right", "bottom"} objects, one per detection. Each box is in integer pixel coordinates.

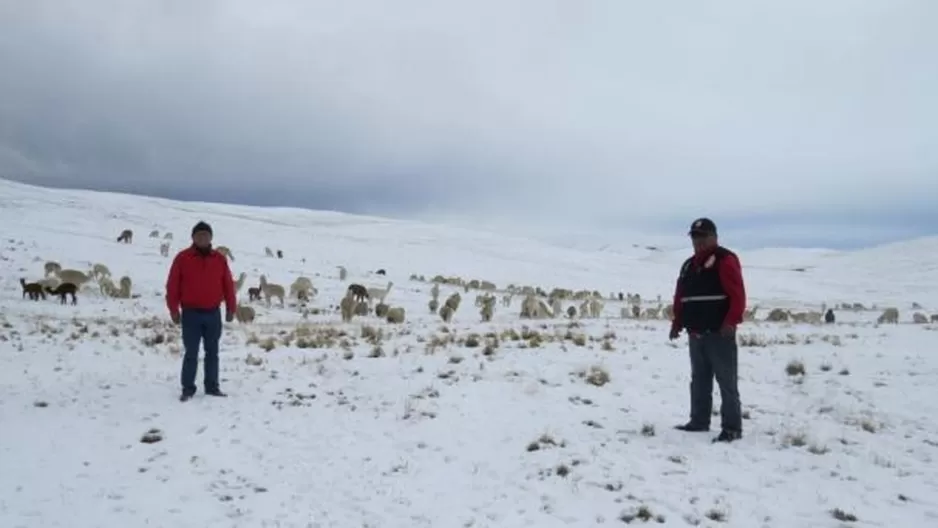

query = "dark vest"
[{"left": 678, "top": 246, "right": 734, "bottom": 332}]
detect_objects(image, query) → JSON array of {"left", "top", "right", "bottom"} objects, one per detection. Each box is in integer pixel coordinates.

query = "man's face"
[
  {"left": 691, "top": 232, "right": 716, "bottom": 253},
  {"left": 192, "top": 231, "right": 212, "bottom": 249}
]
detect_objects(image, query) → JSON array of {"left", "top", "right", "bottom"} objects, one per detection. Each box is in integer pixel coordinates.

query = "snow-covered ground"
[{"left": 1, "top": 177, "right": 937, "bottom": 527}]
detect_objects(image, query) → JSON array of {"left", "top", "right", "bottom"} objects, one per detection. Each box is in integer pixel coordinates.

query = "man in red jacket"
[
  {"left": 166, "top": 221, "right": 237, "bottom": 402},
  {"left": 668, "top": 218, "right": 746, "bottom": 443}
]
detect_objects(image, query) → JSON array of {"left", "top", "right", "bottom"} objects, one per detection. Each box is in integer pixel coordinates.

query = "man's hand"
[
  {"left": 170, "top": 312, "right": 181, "bottom": 324},
  {"left": 225, "top": 311, "right": 235, "bottom": 323},
  {"left": 720, "top": 324, "right": 736, "bottom": 337},
  {"left": 668, "top": 325, "right": 681, "bottom": 340}
]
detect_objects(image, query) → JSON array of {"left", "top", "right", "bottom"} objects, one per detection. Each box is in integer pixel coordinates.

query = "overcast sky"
[{"left": 1, "top": 0, "right": 936, "bottom": 249}]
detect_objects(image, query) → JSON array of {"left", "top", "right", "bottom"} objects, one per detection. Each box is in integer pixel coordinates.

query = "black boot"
[
  {"left": 180, "top": 391, "right": 195, "bottom": 402},
  {"left": 675, "top": 422, "right": 710, "bottom": 432},
  {"left": 712, "top": 429, "right": 742, "bottom": 443},
  {"left": 205, "top": 388, "right": 227, "bottom": 397}
]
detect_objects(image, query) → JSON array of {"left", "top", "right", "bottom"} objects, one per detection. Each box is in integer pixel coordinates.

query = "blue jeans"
[
  {"left": 180, "top": 308, "right": 222, "bottom": 394},
  {"left": 687, "top": 332, "right": 742, "bottom": 431}
]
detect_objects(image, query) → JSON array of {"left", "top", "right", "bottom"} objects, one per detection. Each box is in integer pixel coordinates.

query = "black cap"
[
  {"left": 688, "top": 217, "right": 717, "bottom": 236},
  {"left": 192, "top": 221, "right": 213, "bottom": 236}
]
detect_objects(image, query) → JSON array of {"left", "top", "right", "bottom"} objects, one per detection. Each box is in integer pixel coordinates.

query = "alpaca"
[
  {"left": 247, "top": 287, "right": 262, "bottom": 302},
  {"left": 347, "top": 283, "right": 369, "bottom": 303},
  {"left": 116, "top": 229, "right": 133, "bottom": 243},
  {"left": 44, "top": 261, "right": 61, "bottom": 277},
  {"left": 386, "top": 307, "right": 405, "bottom": 323},
  {"left": 339, "top": 292, "right": 356, "bottom": 322},
  {"left": 160, "top": 242, "right": 170, "bottom": 257},
  {"left": 367, "top": 281, "right": 393, "bottom": 304},
  {"left": 46, "top": 283, "right": 78, "bottom": 305},
  {"left": 376, "top": 269, "right": 386, "bottom": 275},
  {"left": 92, "top": 263, "right": 111, "bottom": 281},
  {"left": 276, "top": 250, "right": 283, "bottom": 259},
  {"left": 265, "top": 246, "right": 274, "bottom": 257},
  {"left": 235, "top": 305, "right": 256, "bottom": 323},
  {"left": 428, "top": 298, "right": 439, "bottom": 314},
  {"left": 375, "top": 303, "right": 390, "bottom": 318},
  {"left": 258, "top": 275, "right": 285, "bottom": 308},
  {"left": 877, "top": 307, "right": 899, "bottom": 324},
  {"left": 233, "top": 272, "right": 247, "bottom": 292},
  {"left": 149, "top": 230, "right": 160, "bottom": 238},
  {"left": 337, "top": 266, "right": 348, "bottom": 281},
  {"left": 54, "top": 269, "right": 92, "bottom": 288},
  {"left": 163, "top": 232, "right": 173, "bottom": 240},
  {"left": 20, "top": 278, "right": 46, "bottom": 301}
]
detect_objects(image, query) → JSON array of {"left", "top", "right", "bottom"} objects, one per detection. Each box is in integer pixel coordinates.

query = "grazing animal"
[
  {"left": 265, "top": 247, "right": 275, "bottom": 257},
  {"left": 235, "top": 305, "right": 256, "bottom": 323},
  {"left": 233, "top": 272, "right": 247, "bottom": 292},
  {"left": 149, "top": 230, "right": 160, "bottom": 238},
  {"left": 44, "top": 261, "right": 62, "bottom": 277},
  {"left": 337, "top": 266, "right": 348, "bottom": 281},
  {"left": 376, "top": 269, "right": 386, "bottom": 275},
  {"left": 877, "top": 307, "right": 899, "bottom": 324},
  {"left": 20, "top": 278, "right": 46, "bottom": 300},
  {"left": 55, "top": 269, "right": 92, "bottom": 289},
  {"left": 258, "top": 275, "right": 285, "bottom": 308},
  {"left": 618, "top": 292, "right": 624, "bottom": 301},
  {"left": 276, "top": 250, "right": 283, "bottom": 259},
  {"left": 116, "top": 229, "right": 133, "bottom": 243},
  {"left": 386, "top": 307, "right": 405, "bottom": 323},
  {"left": 347, "top": 283, "right": 369, "bottom": 303},
  {"left": 340, "top": 292, "right": 356, "bottom": 322},
  {"left": 163, "top": 232, "right": 173, "bottom": 240},
  {"left": 824, "top": 309, "right": 835, "bottom": 324},
  {"left": 92, "top": 263, "right": 111, "bottom": 281},
  {"left": 428, "top": 298, "right": 439, "bottom": 314},
  {"left": 247, "top": 287, "right": 262, "bottom": 302},
  {"left": 567, "top": 306, "right": 577, "bottom": 318},
  {"left": 367, "top": 281, "right": 393, "bottom": 304},
  {"left": 46, "top": 283, "right": 78, "bottom": 305},
  {"left": 912, "top": 312, "right": 928, "bottom": 324},
  {"left": 439, "top": 305, "right": 454, "bottom": 322},
  {"left": 375, "top": 303, "right": 390, "bottom": 318},
  {"left": 160, "top": 242, "right": 171, "bottom": 257}
]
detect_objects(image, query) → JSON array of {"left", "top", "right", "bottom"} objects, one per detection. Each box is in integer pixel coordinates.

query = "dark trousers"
[
  {"left": 687, "top": 332, "right": 742, "bottom": 431},
  {"left": 181, "top": 308, "right": 222, "bottom": 395}
]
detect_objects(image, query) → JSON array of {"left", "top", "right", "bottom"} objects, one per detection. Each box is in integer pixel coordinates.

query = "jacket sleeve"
[
  {"left": 221, "top": 258, "right": 237, "bottom": 313},
  {"left": 166, "top": 254, "right": 182, "bottom": 314},
  {"left": 718, "top": 253, "right": 746, "bottom": 327},
  {"left": 670, "top": 270, "right": 684, "bottom": 330}
]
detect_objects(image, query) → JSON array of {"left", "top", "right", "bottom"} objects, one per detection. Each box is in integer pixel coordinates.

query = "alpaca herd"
[{"left": 14, "top": 225, "right": 937, "bottom": 330}]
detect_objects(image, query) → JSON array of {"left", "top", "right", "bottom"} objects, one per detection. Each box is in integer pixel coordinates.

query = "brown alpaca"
[
  {"left": 247, "top": 287, "right": 261, "bottom": 302},
  {"left": 347, "top": 283, "right": 369, "bottom": 302},
  {"left": 20, "top": 278, "right": 46, "bottom": 301},
  {"left": 116, "top": 229, "right": 133, "bottom": 243},
  {"left": 45, "top": 283, "right": 78, "bottom": 305}
]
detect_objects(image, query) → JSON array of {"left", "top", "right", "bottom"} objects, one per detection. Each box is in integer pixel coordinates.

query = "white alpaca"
[
  {"left": 265, "top": 246, "right": 275, "bottom": 258},
  {"left": 368, "top": 281, "right": 393, "bottom": 304}
]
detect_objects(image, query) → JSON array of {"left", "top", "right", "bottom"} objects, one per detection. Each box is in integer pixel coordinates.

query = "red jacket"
[
  {"left": 166, "top": 246, "right": 237, "bottom": 314},
  {"left": 671, "top": 248, "right": 746, "bottom": 330}
]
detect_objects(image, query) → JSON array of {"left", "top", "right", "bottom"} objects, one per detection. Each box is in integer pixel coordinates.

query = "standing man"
[
  {"left": 166, "top": 221, "right": 237, "bottom": 402},
  {"left": 668, "top": 218, "right": 746, "bottom": 443}
]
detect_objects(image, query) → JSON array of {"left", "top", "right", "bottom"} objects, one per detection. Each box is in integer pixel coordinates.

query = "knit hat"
[
  {"left": 688, "top": 217, "right": 717, "bottom": 236},
  {"left": 192, "top": 221, "right": 213, "bottom": 236}
]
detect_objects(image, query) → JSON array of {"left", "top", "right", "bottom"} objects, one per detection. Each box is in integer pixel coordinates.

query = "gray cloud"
[{"left": 1, "top": 0, "right": 936, "bottom": 246}]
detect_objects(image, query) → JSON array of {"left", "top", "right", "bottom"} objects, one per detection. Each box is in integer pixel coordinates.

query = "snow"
[{"left": 1, "top": 177, "right": 937, "bottom": 527}]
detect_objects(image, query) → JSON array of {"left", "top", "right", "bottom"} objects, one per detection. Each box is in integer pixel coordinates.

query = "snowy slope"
[{"left": 1, "top": 178, "right": 937, "bottom": 528}]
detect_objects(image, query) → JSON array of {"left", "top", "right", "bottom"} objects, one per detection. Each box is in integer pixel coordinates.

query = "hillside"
[{"left": 0, "top": 178, "right": 936, "bottom": 527}]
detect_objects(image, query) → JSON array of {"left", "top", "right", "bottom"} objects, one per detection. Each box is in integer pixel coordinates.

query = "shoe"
[
  {"left": 180, "top": 392, "right": 195, "bottom": 402},
  {"left": 712, "top": 429, "right": 742, "bottom": 443},
  {"left": 675, "top": 422, "right": 710, "bottom": 432},
  {"left": 205, "top": 388, "right": 227, "bottom": 397}
]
